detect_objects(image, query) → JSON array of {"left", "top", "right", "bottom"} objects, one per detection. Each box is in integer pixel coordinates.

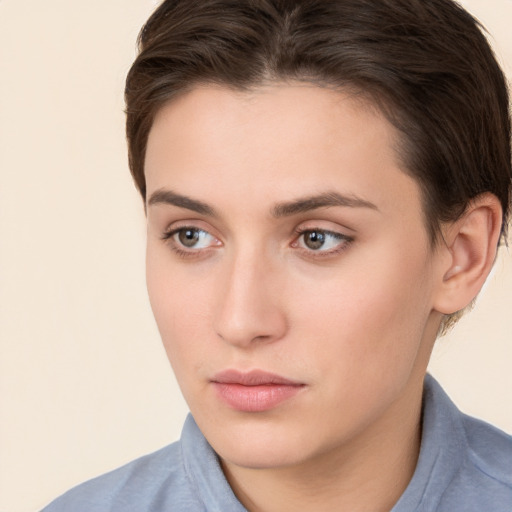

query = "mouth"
[{"left": 211, "top": 369, "right": 306, "bottom": 412}]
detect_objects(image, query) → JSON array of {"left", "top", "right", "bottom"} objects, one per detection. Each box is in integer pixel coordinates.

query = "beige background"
[{"left": 0, "top": 1, "right": 511, "bottom": 511}]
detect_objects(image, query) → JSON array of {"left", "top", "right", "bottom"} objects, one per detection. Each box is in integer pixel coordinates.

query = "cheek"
[
  {"left": 146, "top": 260, "right": 216, "bottom": 413},
  {"left": 292, "top": 244, "right": 433, "bottom": 377},
  {"left": 146, "top": 248, "right": 213, "bottom": 361}
]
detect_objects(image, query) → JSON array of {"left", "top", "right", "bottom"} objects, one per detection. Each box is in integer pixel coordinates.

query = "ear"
[{"left": 433, "top": 193, "right": 503, "bottom": 315}]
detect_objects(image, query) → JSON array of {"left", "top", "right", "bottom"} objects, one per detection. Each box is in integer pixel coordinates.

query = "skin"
[{"left": 143, "top": 84, "right": 499, "bottom": 512}]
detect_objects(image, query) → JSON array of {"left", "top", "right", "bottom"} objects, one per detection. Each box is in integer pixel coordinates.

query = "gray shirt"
[{"left": 42, "top": 375, "right": 512, "bottom": 511}]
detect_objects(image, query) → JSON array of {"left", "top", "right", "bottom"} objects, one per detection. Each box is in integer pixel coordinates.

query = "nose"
[{"left": 213, "top": 250, "right": 288, "bottom": 348}]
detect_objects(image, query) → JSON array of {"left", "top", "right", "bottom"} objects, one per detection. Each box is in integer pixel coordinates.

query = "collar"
[{"left": 391, "top": 374, "right": 466, "bottom": 511}]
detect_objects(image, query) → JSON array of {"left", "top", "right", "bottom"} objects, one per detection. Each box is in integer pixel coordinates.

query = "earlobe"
[{"left": 433, "top": 193, "right": 502, "bottom": 315}]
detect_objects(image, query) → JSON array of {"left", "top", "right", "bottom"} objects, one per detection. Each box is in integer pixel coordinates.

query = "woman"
[{"left": 43, "top": 0, "right": 512, "bottom": 510}]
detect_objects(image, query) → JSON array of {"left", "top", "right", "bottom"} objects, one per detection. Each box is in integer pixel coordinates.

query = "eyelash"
[
  {"left": 161, "top": 226, "right": 353, "bottom": 259},
  {"left": 292, "top": 228, "right": 353, "bottom": 258},
  {"left": 161, "top": 226, "right": 219, "bottom": 259}
]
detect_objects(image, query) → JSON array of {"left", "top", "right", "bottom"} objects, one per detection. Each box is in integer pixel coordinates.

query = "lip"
[{"left": 211, "top": 369, "right": 305, "bottom": 412}]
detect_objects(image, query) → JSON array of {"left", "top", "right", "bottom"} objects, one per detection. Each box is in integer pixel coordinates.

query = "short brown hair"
[{"left": 125, "top": 0, "right": 511, "bottom": 245}]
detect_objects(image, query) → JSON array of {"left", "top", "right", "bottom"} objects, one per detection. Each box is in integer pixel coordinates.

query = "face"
[{"left": 144, "top": 84, "right": 445, "bottom": 470}]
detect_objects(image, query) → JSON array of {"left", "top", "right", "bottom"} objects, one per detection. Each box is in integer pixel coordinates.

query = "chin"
[
  {"left": 203, "top": 414, "right": 319, "bottom": 470},
  {"left": 220, "top": 440, "right": 308, "bottom": 470}
]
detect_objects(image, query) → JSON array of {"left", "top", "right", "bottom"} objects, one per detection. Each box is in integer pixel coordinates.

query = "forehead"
[{"left": 145, "top": 83, "right": 423, "bottom": 222}]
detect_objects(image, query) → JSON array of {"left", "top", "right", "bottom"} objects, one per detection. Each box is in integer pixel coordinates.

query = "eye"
[
  {"left": 295, "top": 229, "right": 351, "bottom": 253},
  {"left": 164, "top": 227, "right": 219, "bottom": 250}
]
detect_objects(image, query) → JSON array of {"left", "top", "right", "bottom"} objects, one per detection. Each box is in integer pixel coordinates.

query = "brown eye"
[
  {"left": 167, "top": 227, "right": 219, "bottom": 251},
  {"left": 295, "top": 229, "right": 351, "bottom": 254},
  {"left": 178, "top": 228, "right": 201, "bottom": 248},
  {"left": 303, "top": 230, "right": 326, "bottom": 250}
]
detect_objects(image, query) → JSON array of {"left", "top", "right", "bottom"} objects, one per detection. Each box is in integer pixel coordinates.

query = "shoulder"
[
  {"left": 441, "top": 408, "right": 512, "bottom": 510},
  {"left": 460, "top": 412, "right": 512, "bottom": 486},
  {"left": 40, "top": 441, "right": 202, "bottom": 512},
  {"left": 413, "top": 375, "right": 512, "bottom": 512},
  {"left": 40, "top": 414, "right": 245, "bottom": 512}
]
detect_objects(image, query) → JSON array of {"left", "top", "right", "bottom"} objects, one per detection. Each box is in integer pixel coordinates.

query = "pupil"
[
  {"left": 305, "top": 231, "right": 325, "bottom": 250},
  {"left": 179, "top": 229, "right": 199, "bottom": 247}
]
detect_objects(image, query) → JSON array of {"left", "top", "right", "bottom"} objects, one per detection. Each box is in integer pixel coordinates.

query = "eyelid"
[
  {"left": 293, "top": 217, "right": 356, "bottom": 234},
  {"left": 162, "top": 226, "right": 220, "bottom": 243},
  {"left": 291, "top": 226, "right": 354, "bottom": 257},
  {"left": 161, "top": 223, "right": 222, "bottom": 258},
  {"left": 161, "top": 217, "right": 218, "bottom": 234},
  {"left": 162, "top": 226, "right": 208, "bottom": 239}
]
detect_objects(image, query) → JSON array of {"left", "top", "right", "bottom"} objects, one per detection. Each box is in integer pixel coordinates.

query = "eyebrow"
[
  {"left": 148, "top": 189, "right": 217, "bottom": 216},
  {"left": 271, "top": 191, "right": 379, "bottom": 217},
  {"left": 147, "top": 189, "right": 378, "bottom": 217}
]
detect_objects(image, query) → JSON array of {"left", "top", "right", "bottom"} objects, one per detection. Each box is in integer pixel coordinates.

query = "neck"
[{"left": 221, "top": 376, "right": 424, "bottom": 512}]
